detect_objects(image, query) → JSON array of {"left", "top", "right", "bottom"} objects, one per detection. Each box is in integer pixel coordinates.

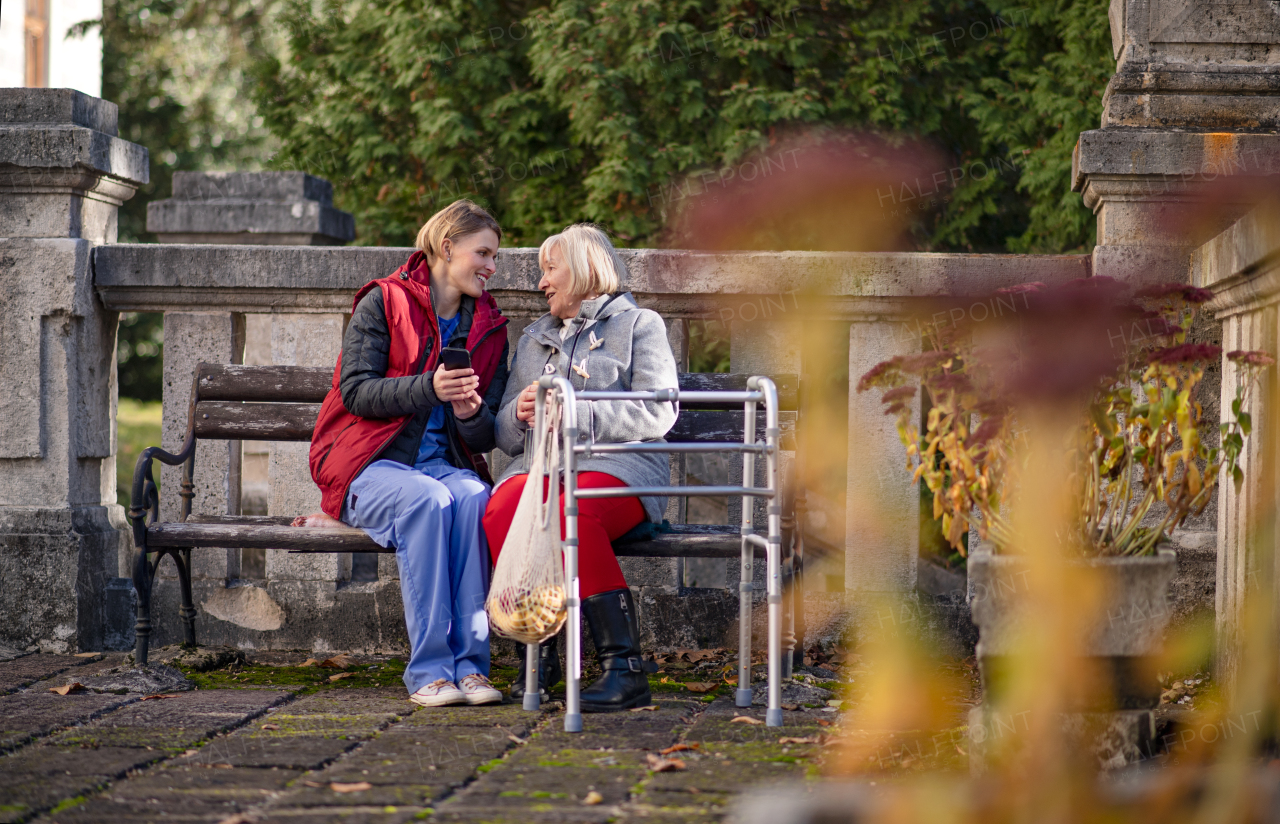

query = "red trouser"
[{"left": 482, "top": 472, "right": 645, "bottom": 598}]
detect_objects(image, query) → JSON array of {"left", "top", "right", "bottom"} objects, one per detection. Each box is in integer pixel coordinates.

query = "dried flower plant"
[{"left": 859, "top": 279, "right": 1272, "bottom": 556}]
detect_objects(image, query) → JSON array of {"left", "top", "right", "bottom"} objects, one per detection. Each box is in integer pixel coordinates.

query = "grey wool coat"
[{"left": 495, "top": 292, "right": 679, "bottom": 522}]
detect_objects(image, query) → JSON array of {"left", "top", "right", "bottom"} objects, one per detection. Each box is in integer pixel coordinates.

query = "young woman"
[
  {"left": 306, "top": 200, "right": 510, "bottom": 707},
  {"left": 483, "top": 223, "right": 678, "bottom": 712}
]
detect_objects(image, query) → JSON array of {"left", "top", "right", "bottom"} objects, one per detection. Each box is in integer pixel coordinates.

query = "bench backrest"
[{"left": 189, "top": 363, "right": 797, "bottom": 446}]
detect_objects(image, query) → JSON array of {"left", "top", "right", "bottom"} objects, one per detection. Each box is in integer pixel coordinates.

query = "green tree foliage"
[
  {"left": 86, "top": 0, "right": 284, "bottom": 243},
  {"left": 116, "top": 313, "right": 165, "bottom": 402},
  {"left": 255, "top": 0, "right": 1111, "bottom": 252},
  {"left": 84, "top": 0, "right": 287, "bottom": 397}
]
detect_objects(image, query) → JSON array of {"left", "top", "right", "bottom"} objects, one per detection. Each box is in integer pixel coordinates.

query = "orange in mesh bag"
[{"left": 486, "top": 392, "right": 567, "bottom": 643}]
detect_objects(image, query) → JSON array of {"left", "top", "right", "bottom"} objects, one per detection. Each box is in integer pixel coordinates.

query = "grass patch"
[
  {"left": 116, "top": 399, "right": 162, "bottom": 508},
  {"left": 177, "top": 658, "right": 407, "bottom": 693},
  {"left": 50, "top": 796, "right": 87, "bottom": 814}
]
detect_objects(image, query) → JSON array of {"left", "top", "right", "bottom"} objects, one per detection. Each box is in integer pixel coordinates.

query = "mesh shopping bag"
[{"left": 486, "top": 392, "right": 568, "bottom": 644}]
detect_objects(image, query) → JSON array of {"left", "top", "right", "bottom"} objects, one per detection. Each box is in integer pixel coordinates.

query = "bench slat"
[
  {"left": 667, "top": 410, "right": 796, "bottom": 447},
  {"left": 675, "top": 373, "right": 798, "bottom": 410},
  {"left": 155, "top": 518, "right": 758, "bottom": 557},
  {"left": 190, "top": 403, "right": 794, "bottom": 446},
  {"left": 193, "top": 401, "right": 320, "bottom": 441},
  {"left": 194, "top": 364, "right": 797, "bottom": 410},
  {"left": 148, "top": 522, "right": 383, "bottom": 552},
  {"left": 198, "top": 365, "right": 332, "bottom": 403}
]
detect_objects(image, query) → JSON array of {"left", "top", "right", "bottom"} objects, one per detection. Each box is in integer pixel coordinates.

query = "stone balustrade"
[{"left": 93, "top": 230, "right": 1088, "bottom": 651}]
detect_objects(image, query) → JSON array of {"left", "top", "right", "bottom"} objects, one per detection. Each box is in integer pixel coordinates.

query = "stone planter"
[
  {"left": 968, "top": 546, "right": 1177, "bottom": 662},
  {"left": 966, "top": 545, "right": 1177, "bottom": 770}
]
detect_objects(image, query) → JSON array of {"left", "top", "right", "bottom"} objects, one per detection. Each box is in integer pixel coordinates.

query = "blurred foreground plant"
[{"left": 858, "top": 279, "right": 1271, "bottom": 556}]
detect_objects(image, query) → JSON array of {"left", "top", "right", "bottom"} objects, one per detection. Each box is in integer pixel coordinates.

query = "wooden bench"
[{"left": 127, "top": 363, "right": 807, "bottom": 668}]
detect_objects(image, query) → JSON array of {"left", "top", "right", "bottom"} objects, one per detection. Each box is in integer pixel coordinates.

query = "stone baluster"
[{"left": 0, "top": 89, "right": 147, "bottom": 653}]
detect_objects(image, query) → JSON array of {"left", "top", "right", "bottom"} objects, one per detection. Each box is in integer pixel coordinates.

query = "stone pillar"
[
  {"left": 846, "top": 320, "right": 919, "bottom": 596},
  {"left": 1073, "top": 0, "right": 1280, "bottom": 284},
  {"left": 1193, "top": 201, "right": 1280, "bottom": 691},
  {"left": 158, "top": 312, "right": 246, "bottom": 582},
  {"left": 0, "top": 89, "right": 147, "bottom": 653},
  {"left": 265, "top": 313, "right": 349, "bottom": 582}
]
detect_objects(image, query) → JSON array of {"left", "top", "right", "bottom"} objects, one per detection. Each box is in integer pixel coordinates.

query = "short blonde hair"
[
  {"left": 415, "top": 199, "right": 501, "bottom": 259},
  {"left": 538, "top": 223, "right": 625, "bottom": 298}
]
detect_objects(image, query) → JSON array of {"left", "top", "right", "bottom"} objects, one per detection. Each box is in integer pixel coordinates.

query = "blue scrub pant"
[{"left": 345, "top": 458, "right": 491, "bottom": 693}]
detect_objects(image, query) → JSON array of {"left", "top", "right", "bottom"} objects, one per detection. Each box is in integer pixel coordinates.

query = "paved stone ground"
[{"left": 0, "top": 651, "right": 846, "bottom": 824}]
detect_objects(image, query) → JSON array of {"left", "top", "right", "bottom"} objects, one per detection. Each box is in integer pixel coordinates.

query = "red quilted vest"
[{"left": 309, "top": 251, "right": 509, "bottom": 518}]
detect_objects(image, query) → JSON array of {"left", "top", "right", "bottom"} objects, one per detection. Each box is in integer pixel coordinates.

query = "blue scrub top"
[{"left": 415, "top": 313, "right": 462, "bottom": 466}]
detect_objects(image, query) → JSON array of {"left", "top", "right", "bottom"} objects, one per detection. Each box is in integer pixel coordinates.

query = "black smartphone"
[{"left": 439, "top": 347, "right": 471, "bottom": 371}]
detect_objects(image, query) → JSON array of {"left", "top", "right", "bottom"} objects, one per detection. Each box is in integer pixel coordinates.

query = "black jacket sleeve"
[
  {"left": 339, "top": 289, "right": 442, "bottom": 418},
  {"left": 454, "top": 338, "right": 510, "bottom": 453}
]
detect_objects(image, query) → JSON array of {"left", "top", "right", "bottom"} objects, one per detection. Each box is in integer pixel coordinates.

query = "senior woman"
[{"left": 482, "top": 223, "right": 678, "bottom": 712}]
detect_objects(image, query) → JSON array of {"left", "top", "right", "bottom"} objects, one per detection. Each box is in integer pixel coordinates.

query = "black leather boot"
[
  {"left": 509, "top": 635, "right": 562, "bottom": 701},
  {"left": 581, "top": 588, "right": 652, "bottom": 712}
]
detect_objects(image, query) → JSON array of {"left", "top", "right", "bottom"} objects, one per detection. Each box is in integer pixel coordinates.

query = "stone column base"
[
  {"left": 0, "top": 505, "right": 130, "bottom": 653},
  {"left": 968, "top": 705, "right": 1155, "bottom": 775}
]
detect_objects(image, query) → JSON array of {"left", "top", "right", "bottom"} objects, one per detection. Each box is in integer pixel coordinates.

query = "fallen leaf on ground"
[
  {"left": 330, "top": 782, "right": 372, "bottom": 793},
  {"left": 328, "top": 672, "right": 355, "bottom": 682},
  {"left": 141, "top": 694, "right": 174, "bottom": 701},
  {"left": 301, "top": 780, "right": 325, "bottom": 788},
  {"left": 816, "top": 719, "right": 832, "bottom": 727},
  {"left": 49, "top": 683, "right": 86, "bottom": 695},
  {"left": 660, "top": 743, "right": 700, "bottom": 755},
  {"left": 300, "top": 658, "right": 322, "bottom": 667},
  {"left": 684, "top": 682, "right": 716, "bottom": 693},
  {"left": 629, "top": 704, "right": 658, "bottom": 712},
  {"left": 646, "top": 753, "right": 686, "bottom": 772},
  {"left": 74, "top": 652, "right": 100, "bottom": 658},
  {"left": 261, "top": 723, "right": 280, "bottom": 730},
  {"left": 582, "top": 791, "right": 603, "bottom": 805},
  {"left": 781, "top": 703, "right": 799, "bottom": 711},
  {"left": 730, "top": 715, "right": 764, "bottom": 725},
  {"left": 321, "top": 654, "right": 355, "bottom": 669},
  {"left": 215, "top": 815, "right": 256, "bottom": 824},
  {"left": 779, "top": 736, "right": 819, "bottom": 744},
  {"left": 507, "top": 734, "right": 527, "bottom": 745}
]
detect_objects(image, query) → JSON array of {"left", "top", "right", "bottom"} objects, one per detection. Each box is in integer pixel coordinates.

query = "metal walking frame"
[{"left": 522, "top": 374, "right": 786, "bottom": 731}]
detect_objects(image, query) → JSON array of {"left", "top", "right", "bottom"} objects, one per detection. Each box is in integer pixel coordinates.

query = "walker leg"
[
  {"left": 767, "top": 543, "right": 782, "bottom": 727},
  {"left": 736, "top": 578, "right": 753, "bottom": 708},
  {"left": 523, "top": 642, "right": 540, "bottom": 711},
  {"left": 564, "top": 589, "right": 582, "bottom": 732}
]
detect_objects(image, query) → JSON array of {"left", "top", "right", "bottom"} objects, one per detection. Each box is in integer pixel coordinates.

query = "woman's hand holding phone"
[{"left": 434, "top": 366, "right": 479, "bottom": 402}]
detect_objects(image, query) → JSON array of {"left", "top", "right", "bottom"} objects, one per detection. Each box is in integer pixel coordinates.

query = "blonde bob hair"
[
  {"left": 415, "top": 199, "right": 502, "bottom": 260},
  {"left": 538, "top": 223, "right": 626, "bottom": 298}
]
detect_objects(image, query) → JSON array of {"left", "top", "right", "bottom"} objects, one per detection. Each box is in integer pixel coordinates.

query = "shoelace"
[
  {"left": 424, "top": 678, "right": 454, "bottom": 692},
  {"left": 460, "top": 674, "right": 492, "bottom": 690}
]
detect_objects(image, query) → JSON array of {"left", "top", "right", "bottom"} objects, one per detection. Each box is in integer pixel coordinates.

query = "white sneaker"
[
  {"left": 459, "top": 673, "right": 503, "bottom": 706},
  {"left": 410, "top": 678, "right": 465, "bottom": 707}
]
